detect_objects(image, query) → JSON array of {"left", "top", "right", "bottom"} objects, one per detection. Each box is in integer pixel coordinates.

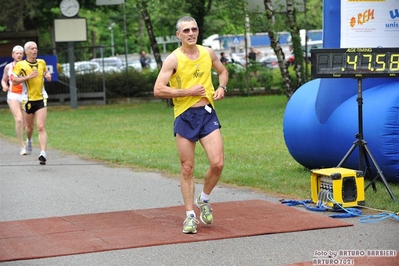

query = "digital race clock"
[{"left": 311, "top": 48, "right": 399, "bottom": 78}]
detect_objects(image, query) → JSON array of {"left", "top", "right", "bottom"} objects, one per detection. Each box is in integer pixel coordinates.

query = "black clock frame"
[{"left": 311, "top": 48, "right": 399, "bottom": 78}]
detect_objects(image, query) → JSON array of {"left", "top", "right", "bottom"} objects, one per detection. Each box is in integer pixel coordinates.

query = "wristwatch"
[{"left": 219, "top": 85, "right": 227, "bottom": 92}]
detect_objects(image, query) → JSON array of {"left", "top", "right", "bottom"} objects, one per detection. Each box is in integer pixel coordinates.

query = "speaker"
[{"left": 311, "top": 167, "right": 365, "bottom": 209}]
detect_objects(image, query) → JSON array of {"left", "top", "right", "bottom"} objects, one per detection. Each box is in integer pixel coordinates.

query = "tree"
[
  {"left": 264, "top": 0, "right": 294, "bottom": 98},
  {"left": 257, "top": 0, "right": 318, "bottom": 99},
  {"left": 0, "top": 0, "right": 113, "bottom": 56},
  {"left": 136, "top": 0, "right": 162, "bottom": 70},
  {"left": 286, "top": 0, "right": 305, "bottom": 89},
  {"left": 0, "top": 1, "right": 105, "bottom": 31},
  {"left": 0, "top": 0, "right": 40, "bottom": 31},
  {"left": 184, "top": 0, "right": 212, "bottom": 44}
]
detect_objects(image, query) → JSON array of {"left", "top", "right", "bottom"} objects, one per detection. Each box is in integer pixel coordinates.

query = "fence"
[{"left": 44, "top": 45, "right": 107, "bottom": 106}]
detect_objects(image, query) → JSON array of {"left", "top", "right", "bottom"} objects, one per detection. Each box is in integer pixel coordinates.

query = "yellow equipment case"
[{"left": 310, "top": 167, "right": 365, "bottom": 209}]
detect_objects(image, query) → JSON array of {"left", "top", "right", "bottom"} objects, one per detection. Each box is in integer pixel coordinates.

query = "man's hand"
[
  {"left": 29, "top": 71, "right": 38, "bottom": 79},
  {"left": 190, "top": 84, "right": 207, "bottom": 96},
  {"left": 213, "top": 87, "right": 225, "bottom": 101},
  {"left": 44, "top": 71, "right": 52, "bottom": 81}
]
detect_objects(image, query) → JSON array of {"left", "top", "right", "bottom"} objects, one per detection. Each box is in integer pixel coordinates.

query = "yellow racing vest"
[
  {"left": 169, "top": 45, "right": 215, "bottom": 118},
  {"left": 12, "top": 59, "right": 47, "bottom": 101}
]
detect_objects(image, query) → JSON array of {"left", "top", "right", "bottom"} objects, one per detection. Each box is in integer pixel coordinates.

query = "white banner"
[
  {"left": 340, "top": 0, "right": 399, "bottom": 48},
  {"left": 96, "top": 0, "right": 124, "bottom": 5}
]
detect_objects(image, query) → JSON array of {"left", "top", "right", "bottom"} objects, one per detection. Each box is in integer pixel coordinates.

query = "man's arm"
[
  {"left": 1, "top": 64, "right": 10, "bottom": 92},
  {"left": 43, "top": 62, "right": 52, "bottom": 82},
  {"left": 13, "top": 72, "right": 37, "bottom": 85},
  {"left": 207, "top": 47, "right": 228, "bottom": 100}
]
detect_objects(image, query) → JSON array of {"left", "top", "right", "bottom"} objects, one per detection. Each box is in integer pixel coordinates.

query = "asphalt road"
[{"left": 0, "top": 137, "right": 397, "bottom": 266}]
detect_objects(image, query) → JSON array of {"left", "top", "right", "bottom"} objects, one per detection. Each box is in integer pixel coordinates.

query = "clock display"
[
  {"left": 311, "top": 48, "right": 399, "bottom": 78},
  {"left": 60, "top": 0, "right": 80, "bottom": 18}
]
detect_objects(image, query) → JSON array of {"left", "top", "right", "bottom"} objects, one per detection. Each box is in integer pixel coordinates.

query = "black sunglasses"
[{"left": 182, "top": 27, "right": 198, "bottom": 34}]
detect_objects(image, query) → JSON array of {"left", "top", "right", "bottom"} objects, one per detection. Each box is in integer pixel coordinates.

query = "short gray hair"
[
  {"left": 176, "top": 16, "right": 197, "bottom": 32},
  {"left": 24, "top": 41, "right": 36, "bottom": 51},
  {"left": 12, "top": 45, "right": 24, "bottom": 52}
]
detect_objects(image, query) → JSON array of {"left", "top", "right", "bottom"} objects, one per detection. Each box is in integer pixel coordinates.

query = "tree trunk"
[
  {"left": 286, "top": 0, "right": 305, "bottom": 90},
  {"left": 137, "top": 0, "right": 162, "bottom": 70},
  {"left": 186, "top": 0, "right": 212, "bottom": 45},
  {"left": 137, "top": 0, "right": 172, "bottom": 107},
  {"left": 264, "top": 0, "right": 294, "bottom": 99}
]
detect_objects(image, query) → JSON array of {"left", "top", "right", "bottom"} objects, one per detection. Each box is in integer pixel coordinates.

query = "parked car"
[
  {"left": 304, "top": 40, "right": 323, "bottom": 59},
  {"left": 90, "top": 57, "right": 123, "bottom": 68},
  {"left": 100, "top": 65, "right": 121, "bottom": 73},
  {"left": 287, "top": 53, "right": 295, "bottom": 65},
  {"left": 230, "top": 53, "right": 246, "bottom": 65},
  {"left": 259, "top": 55, "right": 279, "bottom": 69},
  {"left": 60, "top": 61, "right": 101, "bottom": 77},
  {"left": 288, "top": 40, "right": 323, "bottom": 64},
  {"left": 127, "top": 59, "right": 157, "bottom": 72}
]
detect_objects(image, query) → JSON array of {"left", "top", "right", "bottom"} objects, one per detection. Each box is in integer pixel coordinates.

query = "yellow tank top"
[
  {"left": 169, "top": 45, "right": 215, "bottom": 118},
  {"left": 12, "top": 59, "right": 47, "bottom": 101}
]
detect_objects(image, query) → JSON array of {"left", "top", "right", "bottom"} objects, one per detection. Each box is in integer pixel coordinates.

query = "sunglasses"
[{"left": 182, "top": 27, "right": 198, "bottom": 34}]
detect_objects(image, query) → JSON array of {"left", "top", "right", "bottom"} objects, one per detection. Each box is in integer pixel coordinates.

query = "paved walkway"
[{"left": 0, "top": 137, "right": 398, "bottom": 265}]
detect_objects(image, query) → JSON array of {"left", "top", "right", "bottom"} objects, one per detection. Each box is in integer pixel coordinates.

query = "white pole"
[
  {"left": 123, "top": 1, "right": 129, "bottom": 99},
  {"left": 109, "top": 22, "right": 115, "bottom": 56}
]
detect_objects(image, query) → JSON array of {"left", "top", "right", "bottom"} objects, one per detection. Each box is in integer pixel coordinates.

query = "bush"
[
  {"left": 48, "top": 63, "right": 290, "bottom": 102},
  {"left": 104, "top": 68, "right": 159, "bottom": 98},
  {"left": 212, "top": 63, "right": 284, "bottom": 94}
]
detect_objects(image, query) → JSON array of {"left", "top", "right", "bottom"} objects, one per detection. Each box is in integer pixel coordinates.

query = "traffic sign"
[{"left": 233, "top": 36, "right": 240, "bottom": 45}]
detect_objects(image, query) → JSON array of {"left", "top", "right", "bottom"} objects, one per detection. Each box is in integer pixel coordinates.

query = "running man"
[
  {"left": 154, "top": 16, "right": 228, "bottom": 234},
  {"left": 1, "top": 45, "right": 27, "bottom": 155},
  {"left": 12, "top": 41, "right": 51, "bottom": 165}
]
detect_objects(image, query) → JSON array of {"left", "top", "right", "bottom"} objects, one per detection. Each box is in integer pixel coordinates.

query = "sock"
[
  {"left": 186, "top": 210, "right": 195, "bottom": 217},
  {"left": 200, "top": 191, "right": 210, "bottom": 202}
]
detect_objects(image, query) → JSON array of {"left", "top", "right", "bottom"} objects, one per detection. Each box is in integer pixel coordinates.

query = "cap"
[{"left": 12, "top": 45, "right": 24, "bottom": 52}]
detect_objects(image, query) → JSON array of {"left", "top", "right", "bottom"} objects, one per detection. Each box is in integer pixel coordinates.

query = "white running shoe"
[
  {"left": 182, "top": 214, "right": 199, "bottom": 234},
  {"left": 26, "top": 139, "right": 32, "bottom": 155},
  {"left": 39, "top": 151, "right": 46, "bottom": 165},
  {"left": 20, "top": 147, "right": 27, "bottom": 156},
  {"left": 195, "top": 193, "right": 214, "bottom": 224}
]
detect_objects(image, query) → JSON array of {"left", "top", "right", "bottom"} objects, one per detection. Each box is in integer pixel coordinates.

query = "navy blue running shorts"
[{"left": 174, "top": 104, "right": 221, "bottom": 142}]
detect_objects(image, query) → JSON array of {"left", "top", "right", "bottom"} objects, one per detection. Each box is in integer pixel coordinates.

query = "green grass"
[{"left": 1, "top": 95, "right": 398, "bottom": 212}]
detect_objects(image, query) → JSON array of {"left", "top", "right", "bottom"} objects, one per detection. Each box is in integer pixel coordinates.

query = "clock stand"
[{"left": 336, "top": 78, "right": 397, "bottom": 201}]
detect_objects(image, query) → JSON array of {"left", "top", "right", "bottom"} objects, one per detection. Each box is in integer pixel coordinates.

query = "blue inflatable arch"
[{"left": 283, "top": 0, "right": 399, "bottom": 182}]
